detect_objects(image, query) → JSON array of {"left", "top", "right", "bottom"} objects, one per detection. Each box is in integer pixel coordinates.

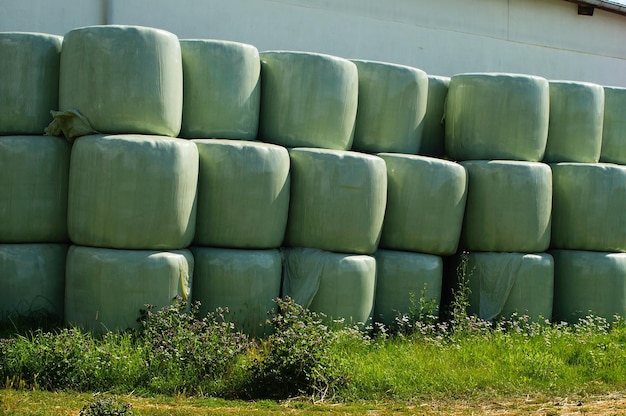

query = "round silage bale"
[
  {"left": 286, "top": 148, "right": 387, "bottom": 255},
  {"left": 350, "top": 60, "right": 428, "bottom": 154},
  {"left": 56, "top": 25, "right": 182, "bottom": 138},
  {"left": 378, "top": 153, "right": 467, "bottom": 256},
  {"left": 374, "top": 249, "right": 442, "bottom": 327},
  {"left": 543, "top": 81, "right": 604, "bottom": 163},
  {"left": 600, "top": 86, "right": 626, "bottom": 165},
  {"left": 551, "top": 163, "right": 626, "bottom": 252},
  {"left": 282, "top": 247, "right": 376, "bottom": 326},
  {"left": 465, "top": 252, "right": 554, "bottom": 321},
  {"left": 259, "top": 51, "right": 358, "bottom": 150},
  {"left": 65, "top": 245, "right": 193, "bottom": 332},
  {"left": 460, "top": 160, "right": 552, "bottom": 253},
  {"left": 193, "top": 139, "right": 290, "bottom": 249},
  {"left": 68, "top": 134, "right": 198, "bottom": 250},
  {"left": 180, "top": 39, "right": 260, "bottom": 139},
  {"left": 419, "top": 75, "right": 450, "bottom": 157},
  {"left": 552, "top": 249, "right": 626, "bottom": 323},
  {"left": 0, "top": 32, "right": 62, "bottom": 135},
  {"left": 445, "top": 73, "right": 549, "bottom": 161},
  {"left": 0, "top": 244, "right": 67, "bottom": 320},
  {"left": 0, "top": 136, "right": 70, "bottom": 243},
  {"left": 191, "top": 247, "right": 282, "bottom": 337}
]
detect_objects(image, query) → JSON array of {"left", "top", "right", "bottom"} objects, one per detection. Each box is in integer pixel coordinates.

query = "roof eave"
[{"left": 565, "top": 0, "right": 626, "bottom": 16}]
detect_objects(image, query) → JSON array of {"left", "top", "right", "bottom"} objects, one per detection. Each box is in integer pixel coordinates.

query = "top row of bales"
[{"left": 3, "top": 25, "right": 625, "bottom": 163}]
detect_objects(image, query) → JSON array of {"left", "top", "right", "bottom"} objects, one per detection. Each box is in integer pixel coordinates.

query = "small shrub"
[{"left": 79, "top": 397, "right": 133, "bottom": 416}]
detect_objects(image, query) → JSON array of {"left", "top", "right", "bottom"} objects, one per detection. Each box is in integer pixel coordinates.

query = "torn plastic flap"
[
  {"left": 472, "top": 254, "right": 522, "bottom": 320},
  {"left": 45, "top": 109, "right": 99, "bottom": 142},
  {"left": 281, "top": 247, "right": 327, "bottom": 308}
]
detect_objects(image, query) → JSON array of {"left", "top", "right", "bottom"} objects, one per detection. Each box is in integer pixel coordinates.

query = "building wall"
[{"left": 1, "top": 0, "right": 625, "bottom": 86}]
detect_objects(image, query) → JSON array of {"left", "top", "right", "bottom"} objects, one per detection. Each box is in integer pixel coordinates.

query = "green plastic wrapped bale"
[
  {"left": 465, "top": 252, "right": 554, "bottom": 321},
  {"left": 419, "top": 75, "right": 449, "bottom": 157},
  {"left": 0, "top": 32, "right": 62, "bottom": 135},
  {"left": 191, "top": 247, "right": 281, "bottom": 337},
  {"left": 351, "top": 60, "right": 428, "bottom": 154},
  {"left": 286, "top": 148, "right": 387, "bottom": 255},
  {"left": 282, "top": 248, "right": 376, "bottom": 326},
  {"left": 259, "top": 51, "right": 358, "bottom": 150},
  {"left": 68, "top": 134, "right": 198, "bottom": 250},
  {"left": 0, "top": 244, "right": 67, "bottom": 320},
  {"left": 193, "top": 139, "right": 290, "bottom": 249},
  {"left": 600, "top": 86, "right": 626, "bottom": 165},
  {"left": 543, "top": 81, "right": 604, "bottom": 163},
  {"left": 56, "top": 25, "right": 182, "bottom": 138},
  {"left": 445, "top": 73, "right": 549, "bottom": 161},
  {"left": 180, "top": 40, "right": 260, "bottom": 139},
  {"left": 551, "top": 163, "right": 626, "bottom": 252},
  {"left": 552, "top": 249, "right": 626, "bottom": 323},
  {"left": 378, "top": 153, "right": 466, "bottom": 255},
  {"left": 461, "top": 161, "right": 552, "bottom": 252},
  {"left": 374, "top": 249, "right": 442, "bottom": 327},
  {"left": 0, "top": 136, "right": 70, "bottom": 243},
  {"left": 65, "top": 245, "right": 193, "bottom": 332}
]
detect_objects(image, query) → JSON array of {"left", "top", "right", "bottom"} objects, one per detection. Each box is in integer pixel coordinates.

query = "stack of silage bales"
[
  {"left": 0, "top": 32, "right": 68, "bottom": 321},
  {"left": 52, "top": 25, "right": 197, "bottom": 332},
  {"left": 445, "top": 73, "right": 554, "bottom": 321},
  {"left": 180, "top": 39, "right": 287, "bottom": 337}
]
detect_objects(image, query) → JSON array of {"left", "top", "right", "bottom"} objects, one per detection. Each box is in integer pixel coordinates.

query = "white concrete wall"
[{"left": 1, "top": 0, "right": 625, "bottom": 86}]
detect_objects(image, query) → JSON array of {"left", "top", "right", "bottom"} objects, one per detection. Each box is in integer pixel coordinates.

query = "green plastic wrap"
[
  {"left": 286, "top": 148, "right": 387, "bottom": 255},
  {"left": 552, "top": 249, "right": 626, "bottom": 323},
  {"left": 0, "top": 244, "right": 67, "bottom": 320},
  {"left": 378, "top": 153, "right": 466, "bottom": 255},
  {"left": 351, "top": 60, "right": 428, "bottom": 154},
  {"left": 465, "top": 252, "right": 554, "bottom": 321},
  {"left": 0, "top": 136, "right": 70, "bottom": 243},
  {"left": 543, "top": 81, "right": 604, "bottom": 163},
  {"left": 191, "top": 247, "right": 281, "bottom": 337},
  {"left": 281, "top": 248, "right": 376, "bottom": 325},
  {"left": 65, "top": 245, "right": 193, "bottom": 332},
  {"left": 445, "top": 73, "right": 549, "bottom": 162},
  {"left": 193, "top": 139, "right": 290, "bottom": 249},
  {"left": 419, "top": 75, "right": 449, "bottom": 158},
  {"left": 180, "top": 40, "right": 260, "bottom": 139},
  {"left": 259, "top": 51, "right": 358, "bottom": 150},
  {"left": 551, "top": 163, "right": 626, "bottom": 252},
  {"left": 460, "top": 161, "right": 552, "bottom": 252},
  {"left": 600, "top": 86, "right": 626, "bottom": 165},
  {"left": 68, "top": 134, "right": 198, "bottom": 250},
  {"left": 373, "top": 249, "right": 442, "bottom": 327},
  {"left": 55, "top": 25, "right": 182, "bottom": 138},
  {"left": 0, "top": 32, "right": 62, "bottom": 135}
]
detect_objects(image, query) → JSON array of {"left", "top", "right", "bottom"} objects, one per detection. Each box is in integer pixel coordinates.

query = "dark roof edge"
[{"left": 565, "top": 0, "right": 626, "bottom": 16}]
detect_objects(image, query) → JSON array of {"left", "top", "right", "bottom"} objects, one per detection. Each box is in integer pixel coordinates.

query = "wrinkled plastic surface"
[
  {"left": 543, "top": 81, "right": 604, "bottom": 163},
  {"left": 0, "top": 136, "right": 70, "bottom": 243},
  {"left": 65, "top": 245, "right": 193, "bottom": 332},
  {"left": 0, "top": 32, "right": 62, "bottom": 135},
  {"left": 378, "top": 153, "right": 466, "bottom": 255},
  {"left": 466, "top": 252, "right": 554, "bottom": 321},
  {"left": 193, "top": 139, "right": 290, "bottom": 249},
  {"left": 351, "top": 60, "right": 428, "bottom": 154},
  {"left": 374, "top": 249, "right": 442, "bottom": 327},
  {"left": 446, "top": 73, "right": 549, "bottom": 161},
  {"left": 419, "top": 75, "right": 449, "bottom": 157},
  {"left": 68, "top": 134, "right": 198, "bottom": 250},
  {"left": 281, "top": 248, "right": 376, "bottom": 325},
  {"left": 180, "top": 40, "right": 260, "bottom": 139},
  {"left": 552, "top": 249, "right": 626, "bottom": 322},
  {"left": 0, "top": 244, "right": 67, "bottom": 320},
  {"left": 286, "top": 148, "right": 387, "bottom": 255},
  {"left": 600, "top": 86, "right": 626, "bottom": 165},
  {"left": 461, "top": 161, "right": 552, "bottom": 252},
  {"left": 259, "top": 51, "right": 358, "bottom": 150},
  {"left": 191, "top": 247, "right": 281, "bottom": 337},
  {"left": 59, "top": 25, "right": 182, "bottom": 137},
  {"left": 45, "top": 109, "right": 98, "bottom": 141},
  {"left": 551, "top": 163, "right": 626, "bottom": 252}
]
